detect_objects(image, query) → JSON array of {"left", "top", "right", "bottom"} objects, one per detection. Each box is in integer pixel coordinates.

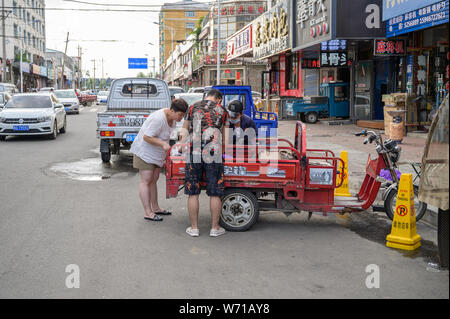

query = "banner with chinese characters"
[
  {"left": 320, "top": 52, "right": 348, "bottom": 67},
  {"left": 252, "top": 0, "right": 293, "bottom": 60},
  {"left": 211, "top": 1, "right": 267, "bottom": 17},
  {"left": 386, "top": 0, "right": 449, "bottom": 37},
  {"left": 374, "top": 39, "right": 406, "bottom": 56},
  {"left": 294, "top": 0, "right": 332, "bottom": 51},
  {"left": 227, "top": 24, "right": 253, "bottom": 61},
  {"left": 382, "top": 0, "right": 443, "bottom": 21}
]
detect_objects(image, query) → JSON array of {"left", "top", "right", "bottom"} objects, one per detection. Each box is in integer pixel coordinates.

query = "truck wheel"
[
  {"left": 438, "top": 209, "right": 449, "bottom": 269},
  {"left": 306, "top": 112, "right": 318, "bottom": 124},
  {"left": 101, "top": 150, "right": 111, "bottom": 163},
  {"left": 220, "top": 189, "right": 259, "bottom": 232}
]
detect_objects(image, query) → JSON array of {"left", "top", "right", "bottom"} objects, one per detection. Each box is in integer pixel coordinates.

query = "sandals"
[
  {"left": 144, "top": 215, "right": 163, "bottom": 222},
  {"left": 155, "top": 210, "right": 172, "bottom": 216}
]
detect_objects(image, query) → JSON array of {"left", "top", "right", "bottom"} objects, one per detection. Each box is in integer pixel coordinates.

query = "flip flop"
[
  {"left": 144, "top": 215, "right": 163, "bottom": 222},
  {"left": 155, "top": 210, "right": 172, "bottom": 216}
]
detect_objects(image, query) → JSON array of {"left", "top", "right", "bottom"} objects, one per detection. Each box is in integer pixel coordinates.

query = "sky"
[{"left": 45, "top": 0, "right": 211, "bottom": 79}]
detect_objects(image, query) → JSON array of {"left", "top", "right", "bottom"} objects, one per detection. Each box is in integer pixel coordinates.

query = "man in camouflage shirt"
[{"left": 181, "top": 89, "right": 229, "bottom": 237}]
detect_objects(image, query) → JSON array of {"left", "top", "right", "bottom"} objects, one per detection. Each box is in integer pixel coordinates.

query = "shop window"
[{"left": 286, "top": 54, "right": 298, "bottom": 90}]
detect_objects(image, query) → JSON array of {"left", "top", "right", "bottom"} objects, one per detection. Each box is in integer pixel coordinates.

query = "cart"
[{"left": 166, "top": 122, "right": 389, "bottom": 231}]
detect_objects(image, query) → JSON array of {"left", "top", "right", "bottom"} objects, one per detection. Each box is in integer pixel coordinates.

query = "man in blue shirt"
[{"left": 227, "top": 100, "right": 257, "bottom": 145}]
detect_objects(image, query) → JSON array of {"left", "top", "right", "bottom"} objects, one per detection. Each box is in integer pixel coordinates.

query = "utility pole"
[
  {"left": 101, "top": 58, "right": 104, "bottom": 88},
  {"left": 60, "top": 32, "right": 69, "bottom": 89},
  {"left": 1, "top": 0, "right": 11, "bottom": 83},
  {"left": 91, "top": 59, "right": 96, "bottom": 91},
  {"left": 217, "top": 0, "right": 221, "bottom": 85}
]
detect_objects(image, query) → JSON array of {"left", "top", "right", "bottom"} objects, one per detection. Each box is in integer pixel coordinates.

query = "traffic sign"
[{"left": 128, "top": 58, "right": 148, "bottom": 69}]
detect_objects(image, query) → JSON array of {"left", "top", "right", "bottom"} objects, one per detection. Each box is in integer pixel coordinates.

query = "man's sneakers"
[
  {"left": 210, "top": 227, "right": 226, "bottom": 237},
  {"left": 186, "top": 227, "right": 199, "bottom": 237},
  {"left": 186, "top": 227, "right": 226, "bottom": 237}
]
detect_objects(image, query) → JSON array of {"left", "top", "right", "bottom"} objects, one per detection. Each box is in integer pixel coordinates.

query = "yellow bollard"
[
  {"left": 386, "top": 174, "right": 421, "bottom": 251},
  {"left": 335, "top": 151, "right": 352, "bottom": 197}
]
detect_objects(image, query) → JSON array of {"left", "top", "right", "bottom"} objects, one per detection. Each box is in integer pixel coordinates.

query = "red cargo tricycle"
[{"left": 166, "top": 122, "right": 400, "bottom": 231}]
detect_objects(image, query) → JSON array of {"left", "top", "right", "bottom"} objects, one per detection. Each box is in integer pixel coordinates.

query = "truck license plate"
[{"left": 126, "top": 134, "right": 137, "bottom": 142}]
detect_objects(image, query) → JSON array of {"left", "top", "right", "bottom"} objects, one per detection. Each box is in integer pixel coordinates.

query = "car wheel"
[
  {"left": 60, "top": 117, "right": 67, "bottom": 134},
  {"left": 220, "top": 189, "right": 259, "bottom": 232},
  {"left": 306, "top": 112, "right": 318, "bottom": 124},
  {"left": 0, "top": 136, "right": 6, "bottom": 141},
  {"left": 49, "top": 121, "right": 58, "bottom": 140}
]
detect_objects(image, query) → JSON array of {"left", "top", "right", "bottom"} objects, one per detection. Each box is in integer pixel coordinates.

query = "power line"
[{"left": 61, "top": 0, "right": 214, "bottom": 8}]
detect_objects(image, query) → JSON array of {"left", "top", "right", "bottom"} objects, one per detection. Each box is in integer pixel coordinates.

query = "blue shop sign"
[
  {"left": 386, "top": 0, "right": 448, "bottom": 37},
  {"left": 382, "top": 0, "right": 443, "bottom": 21}
]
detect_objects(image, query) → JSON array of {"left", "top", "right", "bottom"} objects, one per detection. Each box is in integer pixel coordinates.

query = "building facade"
[
  {"left": 1, "top": 0, "right": 47, "bottom": 90},
  {"left": 45, "top": 49, "right": 74, "bottom": 89},
  {"left": 159, "top": 0, "right": 209, "bottom": 75}
]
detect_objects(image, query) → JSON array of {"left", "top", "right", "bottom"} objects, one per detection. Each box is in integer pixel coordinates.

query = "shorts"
[
  {"left": 133, "top": 155, "right": 161, "bottom": 171},
  {"left": 184, "top": 162, "right": 225, "bottom": 197}
]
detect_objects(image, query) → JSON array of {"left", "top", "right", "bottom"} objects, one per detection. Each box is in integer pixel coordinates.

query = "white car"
[
  {"left": 0, "top": 93, "right": 67, "bottom": 141},
  {"left": 96, "top": 91, "right": 109, "bottom": 104},
  {"left": 53, "top": 89, "right": 80, "bottom": 114}
]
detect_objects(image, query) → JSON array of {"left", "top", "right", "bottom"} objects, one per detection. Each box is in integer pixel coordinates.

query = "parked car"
[
  {"left": 53, "top": 89, "right": 80, "bottom": 114},
  {"left": 0, "top": 92, "right": 12, "bottom": 109},
  {"left": 0, "top": 93, "right": 67, "bottom": 141},
  {"left": 0, "top": 83, "right": 18, "bottom": 95},
  {"left": 96, "top": 78, "right": 171, "bottom": 162},
  {"left": 96, "top": 90, "right": 109, "bottom": 104},
  {"left": 170, "top": 92, "right": 203, "bottom": 145},
  {"left": 187, "top": 87, "right": 205, "bottom": 94},
  {"left": 169, "top": 86, "right": 185, "bottom": 100},
  {"left": 39, "top": 87, "right": 55, "bottom": 93}
]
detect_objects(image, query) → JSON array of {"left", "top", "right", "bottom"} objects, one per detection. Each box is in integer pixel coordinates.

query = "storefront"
[{"left": 384, "top": 0, "right": 449, "bottom": 124}]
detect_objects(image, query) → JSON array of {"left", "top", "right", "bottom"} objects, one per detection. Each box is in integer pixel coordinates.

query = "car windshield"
[
  {"left": 5, "top": 95, "right": 52, "bottom": 108},
  {"left": 99, "top": 91, "right": 108, "bottom": 96},
  {"left": 0, "top": 94, "right": 4, "bottom": 104},
  {"left": 176, "top": 94, "right": 202, "bottom": 106},
  {"left": 54, "top": 90, "right": 77, "bottom": 98},
  {"left": 170, "top": 88, "right": 184, "bottom": 95}
]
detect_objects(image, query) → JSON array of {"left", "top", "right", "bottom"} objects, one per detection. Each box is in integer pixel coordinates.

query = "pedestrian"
[
  {"left": 180, "top": 89, "right": 229, "bottom": 237},
  {"left": 227, "top": 99, "right": 258, "bottom": 145},
  {"left": 130, "top": 99, "right": 188, "bottom": 222}
]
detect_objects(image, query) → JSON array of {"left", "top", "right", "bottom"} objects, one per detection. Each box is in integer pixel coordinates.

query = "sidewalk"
[{"left": 277, "top": 120, "right": 438, "bottom": 228}]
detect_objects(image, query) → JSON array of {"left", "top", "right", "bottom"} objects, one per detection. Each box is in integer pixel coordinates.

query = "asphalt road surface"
[{"left": 0, "top": 106, "right": 448, "bottom": 299}]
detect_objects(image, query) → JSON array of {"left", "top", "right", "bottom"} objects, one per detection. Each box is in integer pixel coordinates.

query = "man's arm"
[{"left": 143, "top": 135, "right": 170, "bottom": 152}]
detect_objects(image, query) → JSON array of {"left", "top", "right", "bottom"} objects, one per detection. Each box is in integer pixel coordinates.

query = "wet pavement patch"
[
  {"left": 340, "top": 212, "right": 441, "bottom": 265},
  {"left": 44, "top": 155, "right": 137, "bottom": 181}
]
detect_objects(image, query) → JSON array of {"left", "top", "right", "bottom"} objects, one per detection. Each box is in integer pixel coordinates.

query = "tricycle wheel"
[
  {"left": 384, "top": 185, "right": 427, "bottom": 222},
  {"left": 305, "top": 112, "right": 318, "bottom": 124},
  {"left": 220, "top": 189, "right": 259, "bottom": 232}
]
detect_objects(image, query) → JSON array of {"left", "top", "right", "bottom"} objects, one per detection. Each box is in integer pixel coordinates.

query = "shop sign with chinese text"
[
  {"left": 227, "top": 24, "right": 253, "bottom": 61},
  {"left": 386, "top": 0, "right": 449, "bottom": 37},
  {"left": 253, "top": 0, "right": 292, "bottom": 60},
  {"left": 294, "top": 0, "right": 332, "bottom": 51},
  {"left": 374, "top": 39, "right": 406, "bottom": 55},
  {"left": 320, "top": 52, "right": 348, "bottom": 67}
]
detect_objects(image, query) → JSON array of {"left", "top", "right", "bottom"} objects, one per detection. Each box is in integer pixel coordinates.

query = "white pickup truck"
[{"left": 96, "top": 78, "right": 171, "bottom": 162}]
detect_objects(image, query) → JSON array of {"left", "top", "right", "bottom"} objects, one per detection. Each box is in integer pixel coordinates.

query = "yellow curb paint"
[{"left": 386, "top": 174, "right": 421, "bottom": 251}]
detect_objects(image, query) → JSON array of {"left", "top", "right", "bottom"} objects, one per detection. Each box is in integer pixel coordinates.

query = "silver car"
[{"left": 0, "top": 93, "right": 67, "bottom": 140}]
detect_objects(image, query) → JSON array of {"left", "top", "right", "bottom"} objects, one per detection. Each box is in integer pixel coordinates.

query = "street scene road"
[
  {"left": 0, "top": 107, "right": 448, "bottom": 299},
  {"left": 0, "top": 0, "right": 449, "bottom": 303}
]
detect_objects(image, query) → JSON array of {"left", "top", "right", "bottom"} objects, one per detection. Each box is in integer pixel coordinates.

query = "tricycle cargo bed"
[{"left": 106, "top": 78, "right": 171, "bottom": 111}]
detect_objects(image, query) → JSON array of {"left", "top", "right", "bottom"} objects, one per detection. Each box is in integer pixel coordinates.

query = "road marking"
[{"left": 90, "top": 108, "right": 98, "bottom": 113}]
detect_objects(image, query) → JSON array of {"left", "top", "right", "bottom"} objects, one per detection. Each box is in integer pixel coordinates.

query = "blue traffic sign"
[{"left": 128, "top": 58, "right": 148, "bottom": 69}]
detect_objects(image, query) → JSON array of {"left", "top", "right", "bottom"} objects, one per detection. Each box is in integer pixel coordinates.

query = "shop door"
[
  {"left": 354, "top": 61, "right": 373, "bottom": 120},
  {"left": 375, "top": 60, "right": 390, "bottom": 120}
]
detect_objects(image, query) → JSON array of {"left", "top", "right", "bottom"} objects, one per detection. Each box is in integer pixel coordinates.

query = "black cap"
[{"left": 227, "top": 100, "right": 243, "bottom": 117}]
